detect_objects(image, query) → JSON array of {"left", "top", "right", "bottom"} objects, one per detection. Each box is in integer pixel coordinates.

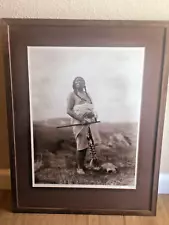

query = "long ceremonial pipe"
[{"left": 56, "top": 120, "right": 100, "bottom": 128}]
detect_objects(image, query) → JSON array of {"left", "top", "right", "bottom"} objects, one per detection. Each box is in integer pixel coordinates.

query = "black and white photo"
[{"left": 28, "top": 46, "right": 145, "bottom": 189}]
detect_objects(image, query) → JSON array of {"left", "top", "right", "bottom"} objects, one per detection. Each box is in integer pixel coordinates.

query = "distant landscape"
[{"left": 33, "top": 117, "right": 138, "bottom": 187}]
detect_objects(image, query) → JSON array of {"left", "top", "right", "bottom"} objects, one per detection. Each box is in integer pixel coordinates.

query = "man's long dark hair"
[{"left": 72, "top": 77, "right": 92, "bottom": 103}]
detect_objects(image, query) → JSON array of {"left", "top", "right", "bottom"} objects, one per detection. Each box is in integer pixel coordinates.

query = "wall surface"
[
  {"left": 1, "top": 0, "right": 169, "bottom": 20},
  {"left": 0, "top": 0, "right": 169, "bottom": 191}
]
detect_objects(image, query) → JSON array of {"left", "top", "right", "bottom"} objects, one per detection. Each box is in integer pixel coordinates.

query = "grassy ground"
[{"left": 34, "top": 120, "right": 137, "bottom": 187}]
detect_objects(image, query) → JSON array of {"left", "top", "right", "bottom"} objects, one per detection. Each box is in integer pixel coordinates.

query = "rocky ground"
[{"left": 33, "top": 118, "right": 137, "bottom": 187}]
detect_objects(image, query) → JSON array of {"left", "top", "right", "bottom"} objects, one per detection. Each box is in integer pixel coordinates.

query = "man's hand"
[
  {"left": 77, "top": 115, "right": 84, "bottom": 123},
  {"left": 83, "top": 112, "right": 94, "bottom": 118},
  {"left": 82, "top": 118, "right": 89, "bottom": 125}
]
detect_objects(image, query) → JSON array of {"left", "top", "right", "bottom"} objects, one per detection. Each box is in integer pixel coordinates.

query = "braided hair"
[{"left": 72, "top": 77, "right": 92, "bottom": 103}]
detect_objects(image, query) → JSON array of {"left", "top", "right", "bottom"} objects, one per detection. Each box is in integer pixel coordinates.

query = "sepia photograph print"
[{"left": 27, "top": 46, "right": 145, "bottom": 189}]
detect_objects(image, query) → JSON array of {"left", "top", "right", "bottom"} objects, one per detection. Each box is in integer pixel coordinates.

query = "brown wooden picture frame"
[{"left": 1, "top": 18, "right": 169, "bottom": 216}]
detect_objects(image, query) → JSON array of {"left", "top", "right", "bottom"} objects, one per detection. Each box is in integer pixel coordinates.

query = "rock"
[
  {"left": 34, "top": 160, "right": 43, "bottom": 172},
  {"left": 101, "top": 162, "right": 118, "bottom": 173},
  {"left": 108, "top": 133, "right": 132, "bottom": 149}
]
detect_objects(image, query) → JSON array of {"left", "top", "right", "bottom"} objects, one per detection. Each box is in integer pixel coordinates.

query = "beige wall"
[{"left": 0, "top": 0, "right": 169, "bottom": 174}]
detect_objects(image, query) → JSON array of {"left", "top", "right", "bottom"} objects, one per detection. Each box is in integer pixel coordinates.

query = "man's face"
[{"left": 75, "top": 78, "right": 85, "bottom": 90}]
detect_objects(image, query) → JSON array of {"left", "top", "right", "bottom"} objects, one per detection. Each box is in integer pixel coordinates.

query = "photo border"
[{"left": 27, "top": 46, "right": 145, "bottom": 190}]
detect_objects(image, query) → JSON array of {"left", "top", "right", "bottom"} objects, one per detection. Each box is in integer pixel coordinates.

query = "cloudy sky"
[{"left": 27, "top": 46, "right": 145, "bottom": 123}]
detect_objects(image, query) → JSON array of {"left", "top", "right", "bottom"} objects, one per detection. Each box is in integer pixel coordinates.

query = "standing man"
[{"left": 67, "top": 77, "right": 101, "bottom": 174}]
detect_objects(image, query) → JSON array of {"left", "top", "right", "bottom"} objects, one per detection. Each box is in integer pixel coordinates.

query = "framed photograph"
[{"left": 2, "top": 18, "right": 169, "bottom": 215}]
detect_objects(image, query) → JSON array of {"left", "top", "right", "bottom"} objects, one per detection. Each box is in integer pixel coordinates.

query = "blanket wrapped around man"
[{"left": 71, "top": 102, "right": 101, "bottom": 152}]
